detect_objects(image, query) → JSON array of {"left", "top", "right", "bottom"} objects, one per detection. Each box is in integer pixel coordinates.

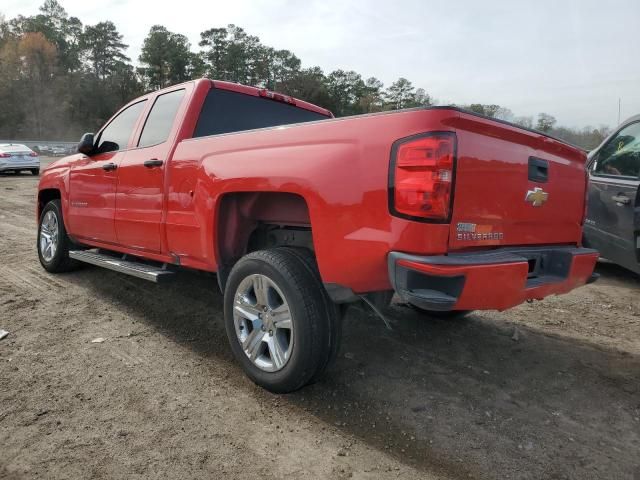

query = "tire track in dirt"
[{"left": 0, "top": 264, "right": 52, "bottom": 294}]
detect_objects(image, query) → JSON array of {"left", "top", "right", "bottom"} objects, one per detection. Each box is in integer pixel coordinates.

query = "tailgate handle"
[{"left": 528, "top": 157, "right": 548, "bottom": 183}]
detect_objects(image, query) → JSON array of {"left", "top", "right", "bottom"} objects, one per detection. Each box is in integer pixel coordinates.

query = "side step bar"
[{"left": 69, "top": 250, "right": 175, "bottom": 283}]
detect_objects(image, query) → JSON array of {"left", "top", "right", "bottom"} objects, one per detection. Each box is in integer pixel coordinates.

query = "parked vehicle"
[
  {"left": 36, "top": 79, "right": 599, "bottom": 392},
  {"left": 35, "top": 145, "right": 53, "bottom": 155},
  {"left": 0, "top": 143, "right": 40, "bottom": 175},
  {"left": 51, "top": 146, "right": 68, "bottom": 156},
  {"left": 584, "top": 114, "right": 640, "bottom": 274}
]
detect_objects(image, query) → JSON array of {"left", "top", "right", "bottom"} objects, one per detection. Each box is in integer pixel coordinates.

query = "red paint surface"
[
  {"left": 398, "top": 251, "right": 598, "bottom": 311},
  {"left": 38, "top": 78, "right": 596, "bottom": 309}
]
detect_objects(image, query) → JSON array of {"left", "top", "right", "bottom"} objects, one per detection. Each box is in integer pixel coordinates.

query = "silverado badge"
[
  {"left": 525, "top": 187, "right": 548, "bottom": 207},
  {"left": 456, "top": 222, "right": 504, "bottom": 241}
]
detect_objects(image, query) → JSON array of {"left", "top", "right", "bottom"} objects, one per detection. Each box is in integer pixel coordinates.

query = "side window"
[
  {"left": 193, "top": 88, "right": 327, "bottom": 138},
  {"left": 138, "top": 89, "right": 186, "bottom": 148},
  {"left": 96, "top": 100, "right": 147, "bottom": 154},
  {"left": 593, "top": 122, "right": 640, "bottom": 178}
]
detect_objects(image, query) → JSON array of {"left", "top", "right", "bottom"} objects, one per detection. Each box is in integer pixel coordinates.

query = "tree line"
[{"left": 0, "top": 0, "right": 610, "bottom": 148}]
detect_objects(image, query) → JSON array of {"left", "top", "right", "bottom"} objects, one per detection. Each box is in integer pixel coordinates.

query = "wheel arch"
[
  {"left": 37, "top": 188, "right": 61, "bottom": 220},
  {"left": 214, "top": 191, "right": 314, "bottom": 291}
]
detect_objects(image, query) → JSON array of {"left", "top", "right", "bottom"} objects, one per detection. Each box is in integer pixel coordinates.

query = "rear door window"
[
  {"left": 194, "top": 88, "right": 327, "bottom": 137},
  {"left": 96, "top": 100, "right": 147, "bottom": 154},
  {"left": 138, "top": 89, "right": 186, "bottom": 148}
]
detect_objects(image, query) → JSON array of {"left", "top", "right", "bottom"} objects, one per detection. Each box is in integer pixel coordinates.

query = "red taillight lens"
[
  {"left": 390, "top": 132, "right": 456, "bottom": 220},
  {"left": 29, "top": 151, "right": 38, "bottom": 157},
  {"left": 0, "top": 153, "right": 10, "bottom": 158}
]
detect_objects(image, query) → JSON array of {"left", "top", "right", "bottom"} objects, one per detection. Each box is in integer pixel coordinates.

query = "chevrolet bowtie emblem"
[{"left": 525, "top": 187, "right": 549, "bottom": 207}]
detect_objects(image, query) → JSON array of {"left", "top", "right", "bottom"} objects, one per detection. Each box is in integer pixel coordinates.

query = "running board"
[{"left": 69, "top": 250, "right": 175, "bottom": 283}]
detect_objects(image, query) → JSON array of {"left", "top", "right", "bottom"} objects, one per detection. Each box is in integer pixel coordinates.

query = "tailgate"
[{"left": 448, "top": 112, "right": 588, "bottom": 250}]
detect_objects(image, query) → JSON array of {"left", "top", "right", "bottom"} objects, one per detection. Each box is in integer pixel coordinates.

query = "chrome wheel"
[
  {"left": 233, "top": 273, "right": 294, "bottom": 372},
  {"left": 39, "top": 210, "right": 59, "bottom": 262}
]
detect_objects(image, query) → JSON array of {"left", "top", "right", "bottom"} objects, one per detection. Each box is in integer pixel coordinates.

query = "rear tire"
[
  {"left": 30, "top": 169, "right": 40, "bottom": 176},
  {"left": 223, "top": 249, "right": 334, "bottom": 393},
  {"left": 37, "top": 200, "right": 79, "bottom": 273},
  {"left": 279, "top": 247, "right": 341, "bottom": 383}
]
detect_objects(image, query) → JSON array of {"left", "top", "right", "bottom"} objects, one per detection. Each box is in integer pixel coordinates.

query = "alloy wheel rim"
[
  {"left": 233, "top": 273, "right": 294, "bottom": 372},
  {"left": 39, "top": 210, "right": 59, "bottom": 262}
]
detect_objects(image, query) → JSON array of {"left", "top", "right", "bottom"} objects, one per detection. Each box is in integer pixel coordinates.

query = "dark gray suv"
[{"left": 584, "top": 115, "right": 640, "bottom": 274}]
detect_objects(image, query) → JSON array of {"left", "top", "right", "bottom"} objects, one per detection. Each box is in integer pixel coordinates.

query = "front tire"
[
  {"left": 223, "top": 249, "right": 334, "bottom": 393},
  {"left": 37, "top": 200, "right": 79, "bottom": 273}
]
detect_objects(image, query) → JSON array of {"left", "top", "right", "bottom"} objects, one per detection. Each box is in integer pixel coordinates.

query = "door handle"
[
  {"left": 102, "top": 162, "right": 117, "bottom": 171},
  {"left": 611, "top": 194, "right": 630, "bottom": 205},
  {"left": 144, "top": 159, "right": 164, "bottom": 168}
]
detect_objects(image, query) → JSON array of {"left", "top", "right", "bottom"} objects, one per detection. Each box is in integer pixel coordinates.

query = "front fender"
[{"left": 37, "top": 156, "right": 75, "bottom": 225}]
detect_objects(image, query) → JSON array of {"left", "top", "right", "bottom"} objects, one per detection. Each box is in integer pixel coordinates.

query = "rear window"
[{"left": 193, "top": 88, "right": 327, "bottom": 138}]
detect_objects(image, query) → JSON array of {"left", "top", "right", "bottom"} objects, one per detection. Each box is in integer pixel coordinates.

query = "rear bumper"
[{"left": 388, "top": 246, "right": 599, "bottom": 311}]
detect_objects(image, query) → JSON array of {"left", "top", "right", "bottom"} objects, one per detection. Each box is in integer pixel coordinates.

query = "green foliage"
[
  {"left": 325, "top": 70, "right": 366, "bottom": 116},
  {"left": 139, "top": 25, "right": 194, "bottom": 90},
  {"left": 536, "top": 112, "right": 557, "bottom": 132},
  {"left": 278, "top": 66, "right": 334, "bottom": 110},
  {"left": 464, "top": 104, "right": 513, "bottom": 121},
  {"left": 359, "top": 77, "right": 385, "bottom": 113},
  {"left": 10, "top": 0, "right": 83, "bottom": 72},
  {"left": 0, "top": 1, "right": 612, "bottom": 149},
  {"left": 550, "top": 126, "right": 610, "bottom": 150},
  {"left": 513, "top": 116, "right": 534, "bottom": 129},
  {"left": 0, "top": 2, "right": 142, "bottom": 139},
  {"left": 198, "top": 27, "right": 228, "bottom": 78},
  {"left": 199, "top": 24, "right": 301, "bottom": 90},
  {"left": 82, "top": 21, "right": 129, "bottom": 79},
  {"left": 385, "top": 78, "right": 415, "bottom": 109}
]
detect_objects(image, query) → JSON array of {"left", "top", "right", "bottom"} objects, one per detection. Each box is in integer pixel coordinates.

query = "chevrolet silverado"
[{"left": 36, "top": 79, "right": 599, "bottom": 392}]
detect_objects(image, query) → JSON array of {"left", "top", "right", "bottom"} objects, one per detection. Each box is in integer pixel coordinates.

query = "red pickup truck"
[{"left": 37, "top": 79, "right": 598, "bottom": 392}]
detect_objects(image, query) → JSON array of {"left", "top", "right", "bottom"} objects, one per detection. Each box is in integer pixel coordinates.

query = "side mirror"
[{"left": 77, "top": 133, "right": 95, "bottom": 155}]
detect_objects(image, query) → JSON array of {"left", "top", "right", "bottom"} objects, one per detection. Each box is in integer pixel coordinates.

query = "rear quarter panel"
[{"left": 167, "top": 109, "right": 458, "bottom": 292}]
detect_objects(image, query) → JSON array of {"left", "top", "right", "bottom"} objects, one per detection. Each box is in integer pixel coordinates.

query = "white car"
[{"left": 0, "top": 144, "right": 40, "bottom": 175}]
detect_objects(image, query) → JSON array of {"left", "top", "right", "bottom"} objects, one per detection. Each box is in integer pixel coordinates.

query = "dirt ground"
[{"left": 1, "top": 168, "right": 639, "bottom": 480}]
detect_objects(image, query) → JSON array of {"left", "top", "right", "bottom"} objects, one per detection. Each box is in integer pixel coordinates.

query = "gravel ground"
[{"left": 1, "top": 170, "right": 639, "bottom": 480}]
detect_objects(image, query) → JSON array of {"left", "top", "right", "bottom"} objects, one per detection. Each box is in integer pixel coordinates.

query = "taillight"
[
  {"left": 0, "top": 153, "right": 10, "bottom": 158},
  {"left": 389, "top": 132, "right": 456, "bottom": 221},
  {"left": 29, "top": 151, "right": 38, "bottom": 157}
]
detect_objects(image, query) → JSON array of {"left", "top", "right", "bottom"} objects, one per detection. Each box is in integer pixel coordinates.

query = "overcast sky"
[{"left": 3, "top": 0, "right": 639, "bottom": 128}]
